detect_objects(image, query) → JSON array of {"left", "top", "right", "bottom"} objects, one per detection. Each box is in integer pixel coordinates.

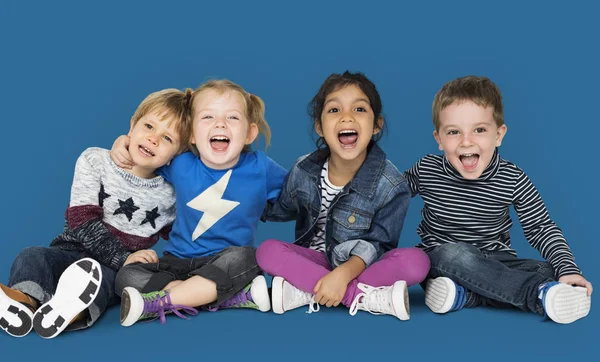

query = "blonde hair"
[
  {"left": 432, "top": 75, "right": 504, "bottom": 131},
  {"left": 188, "top": 79, "right": 271, "bottom": 155},
  {"left": 130, "top": 88, "right": 193, "bottom": 154}
]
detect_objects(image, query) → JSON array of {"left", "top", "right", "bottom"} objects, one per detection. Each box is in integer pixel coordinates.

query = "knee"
[
  {"left": 387, "top": 248, "right": 431, "bottom": 283},
  {"left": 428, "top": 242, "right": 479, "bottom": 268},
  {"left": 13, "top": 246, "right": 51, "bottom": 268},
  {"left": 256, "top": 239, "right": 288, "bottom": 272}
]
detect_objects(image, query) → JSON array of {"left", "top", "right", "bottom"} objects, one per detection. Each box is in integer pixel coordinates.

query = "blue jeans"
[
  {"left": 426, "top": 243, "right": 555, "bottom": 315},
  {"left": 7, "top": 246, "right": 119, "bottom": 329}
]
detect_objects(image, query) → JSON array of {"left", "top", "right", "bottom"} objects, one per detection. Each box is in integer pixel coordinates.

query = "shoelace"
[
  {"left": 349, "top": 285, "right": 391, "bottom": 316},
  {"left": 306, "top": 296, "right": 320, "bottom": 314},
  {"left": 142, "top": 292, "right": 198, "bottom": 324},
  {"left": 205, "top": 288, "right": 253, "bottom": 312}
]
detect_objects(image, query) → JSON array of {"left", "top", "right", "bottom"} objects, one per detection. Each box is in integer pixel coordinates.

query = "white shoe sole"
[
  {"left": 391, "top": 280, "right": 410, "bottom": 321},
  {"left": 33, "top": 258, "right": 102, "bottom": 338},
  {"left": 120, "top": 287, "right": 144, "bottom": 327},
  {"left": 0, "top": 286, "right": 33, "bottom": 337},
  {"left": 250, "top": 276, "right": 271, "bottom": 312},
  {"left": 271, "top": 276, "right": 285, "bottom": 314},
  {"left": 425, "top": 277, "right": 456, "bottom": 314},
  {"left": 544, "top": 284, "right": 591, "bottom": 324}
]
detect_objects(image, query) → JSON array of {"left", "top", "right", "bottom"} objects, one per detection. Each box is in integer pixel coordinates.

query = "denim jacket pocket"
[{"left": 331, "top": 207, "right": 372, "bottom": 231}]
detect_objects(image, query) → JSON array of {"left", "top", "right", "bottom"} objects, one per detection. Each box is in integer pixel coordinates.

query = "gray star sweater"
[{"left": 50, "top": 148, "right": 176, "bottom": 270}]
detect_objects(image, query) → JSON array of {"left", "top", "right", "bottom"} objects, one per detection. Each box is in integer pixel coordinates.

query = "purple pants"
[{"left": 256, "top": 239, "right": 430, "bottom": 307}]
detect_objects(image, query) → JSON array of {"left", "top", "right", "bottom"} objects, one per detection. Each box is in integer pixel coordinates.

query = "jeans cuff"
[{"left": 10, "top": 281, "right": 50, "bottom": 304}]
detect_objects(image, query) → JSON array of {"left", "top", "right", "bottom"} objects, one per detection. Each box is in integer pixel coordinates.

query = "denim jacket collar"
[{"left": 297, "top": 143, "right": 386, "bottom": 198}]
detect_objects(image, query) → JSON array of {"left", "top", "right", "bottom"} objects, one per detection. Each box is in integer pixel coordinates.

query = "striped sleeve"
[
  {"left": 403, "top": 159, "right": 422, "bottom": 197},
  {"left": 512, "top": 171, "right": 580, "bottom": 278}
]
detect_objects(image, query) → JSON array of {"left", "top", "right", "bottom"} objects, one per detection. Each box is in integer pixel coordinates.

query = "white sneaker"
[
  {"left": 32, "top": 258, "right": 102, "bottom": 338},
  {"left": 425, "top": 277, "right": 466, "bottom": 314},
  {"left": 349, "top": 280, "right": 409, "bottom": 320},
  {"left": 539, "top": 282, "right": 591, "bottom": 324},
  {"left": 271, "top": 276, "right": 319, "bottom": 314},
  {"left": 0, "top": 284, "right": 34, "bottom": 337}
]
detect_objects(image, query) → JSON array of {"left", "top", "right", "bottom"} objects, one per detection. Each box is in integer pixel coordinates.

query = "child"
[
  {"left": 404, "top": 75, "right": 592, "bottom": 324},
  {"left": 0, "top": 88, "right": 190, "bottom": 338},
  {"left": 256, "top": 71, "right": 430, "bottom": 320},
  {"left": 110, "top": 80, "right": 287, "bottom": 326}
]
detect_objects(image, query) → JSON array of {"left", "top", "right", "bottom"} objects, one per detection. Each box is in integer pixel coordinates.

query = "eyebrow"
[{"left": 324, "top": 97, "right": 370, "bottom": 107}]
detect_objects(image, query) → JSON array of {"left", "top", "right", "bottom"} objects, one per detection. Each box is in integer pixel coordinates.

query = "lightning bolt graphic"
[{"left": 186, "top": 169, "right": 240, "bottom": 241}]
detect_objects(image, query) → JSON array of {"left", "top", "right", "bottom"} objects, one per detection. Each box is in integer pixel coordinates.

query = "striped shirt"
[
  {"left": 309, "top": 161, "right": 343, "bottom": 252},
  {"left": 404, "top": 149, "right": 580, "bottom": 278}
]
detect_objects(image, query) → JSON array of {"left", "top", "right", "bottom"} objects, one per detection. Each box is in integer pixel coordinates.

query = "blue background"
[{"left": 0, "top": 0, "right": 597, "bottom": 360}]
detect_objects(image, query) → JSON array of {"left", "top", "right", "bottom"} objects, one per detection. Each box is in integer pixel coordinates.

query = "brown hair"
[
  {"left": 188, "top": 79, "right": 270, "bottom": 155},
  {"left": 130, "top": 88, "right": 193, "bottom": 154},
  {"left": 432, "top": 75, "right": 504, "bottom": 131}
]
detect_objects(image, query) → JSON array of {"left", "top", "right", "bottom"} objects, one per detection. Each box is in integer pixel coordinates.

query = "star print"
[
  {"left": 113, "top": 197, "right": 139, "bottom": 221},
  {"left": 98, "top": 183, "right": 111, "bottom": 207},
  {"left": 141, "top": 207, "right": 161, "bottom": 229}
]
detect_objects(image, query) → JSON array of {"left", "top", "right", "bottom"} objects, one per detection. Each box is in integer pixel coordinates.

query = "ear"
[
  {"left": 373, "top": 116, "right": 384, "bottom": 135},
  {"left": 189, "top": 133, "right": 196, "bottom": 146},
  {"left": 495, "top": 124, "right": 507, "bottom": 147},
  {"left": 128, "top": 120, "right": 136, "bottom": 136},
  {"left": 314, "top": 120, "right": 323, "bottom": 137},
  {"left": 433, "top": 130, "right": 444, "bottom": 151},
  {"left": 245, "top": 123, "right": 259, "bottom": 145}
]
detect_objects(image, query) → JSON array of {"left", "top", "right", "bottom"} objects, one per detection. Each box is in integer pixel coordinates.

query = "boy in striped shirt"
[{"left": 404, "top": 76, "right": 592, "bottom": 324}]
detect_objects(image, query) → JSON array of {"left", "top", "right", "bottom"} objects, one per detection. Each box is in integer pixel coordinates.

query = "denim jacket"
[{"left": 263, "top": 143, "right": 411, "bottom": 267}]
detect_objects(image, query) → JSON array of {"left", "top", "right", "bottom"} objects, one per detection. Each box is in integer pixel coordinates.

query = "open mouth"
[
  {"left": 210, "top": 136, "right": 230, "bottom": 152},
  {"left": 459, "top": 153, "right": 479, "bottom": 169},
  {"left": 138, "top": 145, "right": 155, "bottom": 157},
  {"left": 338, "top": 129, "right": 358, "bottom": 148}
]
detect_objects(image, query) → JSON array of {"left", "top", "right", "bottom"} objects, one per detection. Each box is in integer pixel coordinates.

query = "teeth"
[
  {"left": 461, "top": 153, "right": 476, "bottom": 157},
  {"left": 339, "top": 130, "right": 357, "bottom": 135},
  {"left": 211, "top": 136, "right": 229, "bottom": 141},
  {"left": 140, "top": 146, "right": 154, "bottom": 156}
]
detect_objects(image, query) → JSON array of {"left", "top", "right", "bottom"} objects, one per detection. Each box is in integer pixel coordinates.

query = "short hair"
[
  {"left": 189, "top": 79, "right": 270, "bottom": 155},
  {"left": 130, "top": 88, "right": 193, "bottom": 154},
  {"left": 432, "top": 75, "right": 504, "bottom": 131},
  {"left": 308, "top": 71, "right": 385, "bottom": 149}
]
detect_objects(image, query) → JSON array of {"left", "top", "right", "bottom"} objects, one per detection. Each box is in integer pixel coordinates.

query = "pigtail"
[{"left": 247, "top": 93, "right": 271, "bottom": 150}]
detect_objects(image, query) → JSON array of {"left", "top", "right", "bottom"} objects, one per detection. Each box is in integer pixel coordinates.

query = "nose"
[
  {"left": 460, "top": 132, "right": 473, "bottom": 146},
  {"left": 214, "top": 117, "right": 227, "bottom": 129},
  {"left": 340, "top": 110, "right": 355, "bottom": 123},
  {"left": 147, "top": 134, "right": 158, "bottom": 146}
]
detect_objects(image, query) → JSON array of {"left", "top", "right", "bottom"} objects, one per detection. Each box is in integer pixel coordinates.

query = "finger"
[
  {"left": 315, "top": 293, "right": 325, "bottom": 305},
  {"left": 325, "top": 299, "right": 334, "bottom": 308},
  {"left": 586, "top": 282, "right": 593, "bottom": 296},
  {"left": 149, "top": 250, "right": 159, "bottom": 263},
  {"left": 333, "top": 300, "right": 340, "bottom": 307},
  {"left": 313, "top": 280, "right": 321, "bottom": 294}
]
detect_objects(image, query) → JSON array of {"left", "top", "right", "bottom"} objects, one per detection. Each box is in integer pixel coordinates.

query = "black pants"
[{"left": 114, "top": 246, "right": 261, "bottom": 307}]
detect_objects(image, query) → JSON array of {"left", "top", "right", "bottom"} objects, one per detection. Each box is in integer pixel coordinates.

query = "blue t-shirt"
[{"left": 157, "top": 151, "right": 286, "bottom": 258}]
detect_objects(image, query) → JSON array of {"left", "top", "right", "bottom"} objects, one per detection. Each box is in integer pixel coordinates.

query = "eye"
[
  {"left": 201, "top": 115, "right": 213, "bottom": 120},
  {"left": 354, "top": 107, "right": 366, "bottom": 112},
  {"left": 145, "top": 123, "right": 153, "bottom": 130},
  {"left": 327, "top": 107, "right": 339, "bottom": 113},
  {"left": 447, "top": 130, "right": 459, "bottom": 135},
  {"left": 474, "top": 127, "right": 487, "bottom": 133},
  {"left": 228, "top": 115, "right": 240, "bottom": 120},
  {"left": 163, "top": 135, "right": 172, "bottom": 143}
]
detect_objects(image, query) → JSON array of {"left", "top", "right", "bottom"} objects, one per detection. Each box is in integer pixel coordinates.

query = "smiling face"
[
  {"left": 434, "top": 100, "right": 507, "bottom": 180},
  {"left": 190, "top": 89, "right": 258, "bottom": 170},
  {"left": 128, "top": 110, "right": 182, "bottom": 178},
  {"left": 316, "top": 84, "right": 382, "bottom": 169}
]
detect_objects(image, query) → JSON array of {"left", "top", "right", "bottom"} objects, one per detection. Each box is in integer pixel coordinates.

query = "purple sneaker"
[
  {"left": 120, "top": 287, "right": 198, "bottom": 327},
  {"left": 205, "top": 275, "right": 270, "bottom": 312}
]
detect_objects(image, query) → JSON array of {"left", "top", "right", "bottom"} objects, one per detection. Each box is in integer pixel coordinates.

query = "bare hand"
[
  {"left": 110, "top": 135, "right": 134, "bottom": 169},
  {"left": 558, "top": 274, "right": 593, "bottom": 296},
  {"left": 313, "top": 269, "right": 350, "bottom": 307},
  {"left": 124, "top": 249, "right": 159, "bottom": 266}
]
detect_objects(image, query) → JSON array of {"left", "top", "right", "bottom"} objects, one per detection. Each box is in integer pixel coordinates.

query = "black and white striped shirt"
[
  {"left": 309, "top": 161, "right": 343, "bottom": 252},
  {"left": 404, "top": 149, "right": 580, "bottom": 278}
]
